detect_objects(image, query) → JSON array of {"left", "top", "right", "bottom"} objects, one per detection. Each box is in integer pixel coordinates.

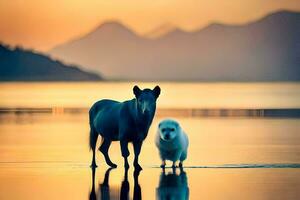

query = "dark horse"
[{"left": 89, "top": 85, "right": 161, "bottom": 170}]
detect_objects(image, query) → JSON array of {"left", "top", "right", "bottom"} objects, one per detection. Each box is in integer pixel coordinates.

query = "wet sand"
[{"left": 1, "top": 163, "right": 300, "bottom": 200}]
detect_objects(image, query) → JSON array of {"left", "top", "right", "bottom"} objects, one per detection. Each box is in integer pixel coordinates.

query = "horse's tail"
[
  {"left": 89, "top": 127, "right": 98, "bottom": 150},
  {"left": 89, "top": 109, "right": 98, "bottom": 151}
]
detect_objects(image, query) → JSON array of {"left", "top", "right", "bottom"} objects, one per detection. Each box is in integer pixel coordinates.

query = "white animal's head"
[{"left": 158, "top": 119, "right": 181, "bottom": 141}]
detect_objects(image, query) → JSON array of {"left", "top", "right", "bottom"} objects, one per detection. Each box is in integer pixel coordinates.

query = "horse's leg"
[
  {"left": 90, "top": 128, "right": 98, "bottom": 168},
  {"left": 120, "top": 140, "right": 130, "bottom": 169},
  {"left": 99, "top": 138, "right": 117, "bottom": 168},
  {"left": 133, "top": 141, "right": 143, "bottom": 171},
  {"left": 91, "top": 149, "right": 97, "bottom": 168}
]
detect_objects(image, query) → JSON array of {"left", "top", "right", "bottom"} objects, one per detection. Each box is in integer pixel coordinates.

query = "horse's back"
[
  {"left": 90, "top": 99, "right": 120, "bottom": 113},
  {"left": 89, "top": 99, "right": 122, "bottom": 140}
]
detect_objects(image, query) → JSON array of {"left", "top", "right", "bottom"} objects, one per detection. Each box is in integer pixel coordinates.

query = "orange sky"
[{"left": 0, "top": 0, "right": 299, "bottom": 51}]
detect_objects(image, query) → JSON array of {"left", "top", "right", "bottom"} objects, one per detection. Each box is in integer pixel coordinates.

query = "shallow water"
[
  {"left": 0, "top": 82, "right": 300, "bottom": 199},
  {"left": 0, "top": 112, "right": 300, "bottom": 199},
  {"left": 0, "top": 82, "right": 299, "bottom": 108}
]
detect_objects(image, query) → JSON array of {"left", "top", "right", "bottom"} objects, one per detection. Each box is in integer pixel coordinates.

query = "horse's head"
[{"left": 133, "top": 85, "right": 161, "bottom": 116}]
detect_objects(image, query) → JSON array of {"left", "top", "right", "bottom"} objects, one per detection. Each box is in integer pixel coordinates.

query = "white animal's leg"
[
  {"left": 179, "top": 149, "right": 187, "bottom": 169},
  {"left": 172, "top": 162, "right": 177, "bottom": 173},
  {"left": 179, "top": 150, "right": 187, "bottom": 162},
  {"left": 179, "top": 161, "right": 183, "bottom": 169},
  {"left": 172, "top": 161, "right": 176, "bottom": 168},
  {"left": 160, "top": 160, "right": 166, "bottom": 169}
]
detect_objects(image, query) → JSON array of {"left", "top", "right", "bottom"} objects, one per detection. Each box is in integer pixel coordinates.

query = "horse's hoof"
[
  {"left": 134, "top": 164, "right": 143, "bottom": 171},
  {"left": 160, "top": 164, "right": 166, "bottom": 169},
  {"left": 108, "top": 163, "right": 117, "bottom": 168},
  {"left": 90, "top": 163, "right": 98, "bottom": 168},
  {"left": 134, "top": 168, "right": 141, "bottom": 177}
]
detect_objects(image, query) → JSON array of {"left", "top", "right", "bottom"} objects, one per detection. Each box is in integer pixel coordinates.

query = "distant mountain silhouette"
[
  {"left": 144, "top": 23, "right": 176, "bottom": 38},
  {"left": 49, "top": 10, "right": 300, "bottom": 81},
  {"left": 0, "top": 44, "right": 101, "bottom": 81}
]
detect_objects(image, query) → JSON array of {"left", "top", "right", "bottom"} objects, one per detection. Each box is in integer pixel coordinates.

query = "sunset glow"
[{"left": 0, "top": 0, "right": 300, "bottom": 50}]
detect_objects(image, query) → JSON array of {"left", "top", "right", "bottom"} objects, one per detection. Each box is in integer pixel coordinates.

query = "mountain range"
[
  {"left": 0, "top": 44, "right": 101, "bottom": 81},
  {"left": 49, "top": 10, "right": 300, "bottom": 81}
]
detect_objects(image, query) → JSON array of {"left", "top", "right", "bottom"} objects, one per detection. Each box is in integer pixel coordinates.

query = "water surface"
[{"left": 0, "top": 82, "right": 300, "bottom": 199}]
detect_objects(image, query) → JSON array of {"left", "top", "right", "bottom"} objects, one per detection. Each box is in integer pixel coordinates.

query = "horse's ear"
[
  {"left": 133, "top": 85, "right": 141, "bottom": 98},
  {"left": 153, "top": 86, "right": 161, "bottom": 98}
]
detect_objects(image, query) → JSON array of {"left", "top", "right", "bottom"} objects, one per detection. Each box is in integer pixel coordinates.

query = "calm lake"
[{"left": 0, "top": 82, "right": 300, "bottom": 200}]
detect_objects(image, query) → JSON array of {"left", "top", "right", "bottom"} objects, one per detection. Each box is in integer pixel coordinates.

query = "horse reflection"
[
  {"left": 89, "top": 167, "right": 116, "bottom": 200},
  {"left": 89, "top": 167, "right": 97, "bottom": 200},
  {"left": 156, "top": 168, "right": 189, "bottom": 200},
  {"left": 89, "top": 167, "right": 142, "bottom": 200},
  {"left": 120, "top": 169, "right": 142, "bottom": 200}
]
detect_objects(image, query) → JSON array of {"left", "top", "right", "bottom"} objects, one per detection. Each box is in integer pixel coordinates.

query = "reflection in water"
[
  {"left": 133, "top": 170, "right": 142, "bottom": 200},
  {"left": 1, "top": 109, "right": 300, "bottom": 200},
  {"left": 100, "top": 168, "right": 116, "bottom": 200},
  {"left": 89, "top": 167, "right": 97, "bottom": 200},
  {"left": 89, "top": 167, "right": 117, "bottom": 200},
  {"left": 120, "top": 169, "right": 142, "bottom": 200},
  {"left": 89, "top": 168, "right": 142, "bottom": 200},
  {"left": 157, "top": 169, "right": 189, "bottom": 200}
]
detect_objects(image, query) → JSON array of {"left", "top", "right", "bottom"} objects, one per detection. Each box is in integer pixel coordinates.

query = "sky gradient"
[{"left": 0, "top": 0, "right": 300, "bottom": 51}]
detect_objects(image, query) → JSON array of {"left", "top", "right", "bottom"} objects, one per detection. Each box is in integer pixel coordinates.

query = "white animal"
[{"left": 155, "top": 119, "right": 189, "bottom": 168}]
